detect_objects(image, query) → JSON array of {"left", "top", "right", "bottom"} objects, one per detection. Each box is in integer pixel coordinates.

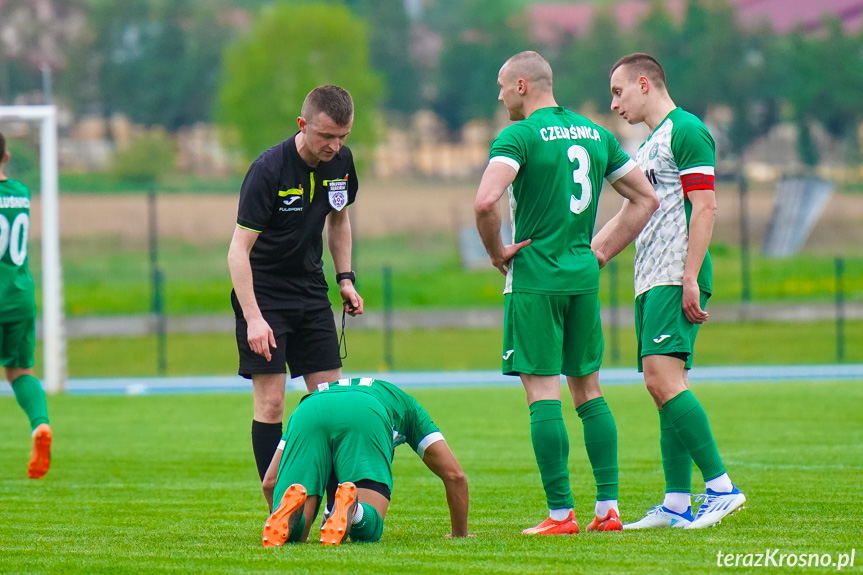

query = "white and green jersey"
[
  {"left": 634, "top": 107, "right": 714, "bottom": 297},
  {"left": 489, "top": 106, "right": 636, "bottom": 295},
  {"left": 0, "top": 178, "right": 35, "bottom": 321}
]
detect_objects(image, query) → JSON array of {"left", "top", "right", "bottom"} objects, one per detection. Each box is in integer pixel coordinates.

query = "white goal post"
[{"left": 0, "top": 105, "right": 66, "bottom": 393}]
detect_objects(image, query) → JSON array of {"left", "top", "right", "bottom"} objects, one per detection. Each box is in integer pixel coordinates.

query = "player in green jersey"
[
  {"left": 259, "top": 378, "right": 470, "bottom": 546},
  {"left": 475, "top": 51, "right": 658, "bottom": 535},
  {"left": 600, "top": 53, "right": 745, "bottom": 529},
  {"left": 0, "top": 132, "right": 52, "bottom": 479}
]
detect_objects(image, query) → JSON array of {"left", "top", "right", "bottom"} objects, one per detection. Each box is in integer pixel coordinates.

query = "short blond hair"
[{"left": 503, "top": 51, "right": 553, "bottom": 92}]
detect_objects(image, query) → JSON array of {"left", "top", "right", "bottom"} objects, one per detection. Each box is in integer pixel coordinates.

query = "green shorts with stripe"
[
  {"left": 502, "top": 291, "right": 603, "bottom": 377},
  {"left": 272, "top": 390, "right": 394, "bottom": 505},
  {"left": 635, "top": 285, "right": 710, "bottom": 372},
  {"left": 0, "top": 315, "right": 36, "bottom": 368}
]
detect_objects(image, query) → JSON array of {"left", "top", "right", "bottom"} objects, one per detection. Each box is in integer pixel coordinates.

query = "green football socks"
[
  {"left": 349, "top": 503, "right": 383, "bottom": 543},
  {"left": 11, "top": 374, "right": 49, "bottom": 431},
  {"left": 658, "top": 407, "right": 693, "bottom": 493},
  {"left": 662, "top": 390, "right": 726, "bottom": 482},
  {"left": 575, "top": 397, "right": 619, "bottom": 501},
  {"left": 529, "top": 400, "right": 574, "bottom": 510}
]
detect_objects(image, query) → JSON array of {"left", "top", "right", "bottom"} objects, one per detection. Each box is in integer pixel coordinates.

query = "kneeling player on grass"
[{"left": 260, "top": 378, "right": 470, "bottom": 546}]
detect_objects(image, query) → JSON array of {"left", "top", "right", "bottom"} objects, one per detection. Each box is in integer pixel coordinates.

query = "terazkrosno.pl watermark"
[{"left": 716, "top": 549, "right": 856, "bottom": 570}]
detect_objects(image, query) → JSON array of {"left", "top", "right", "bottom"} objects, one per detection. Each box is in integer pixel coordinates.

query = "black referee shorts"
[{"left": 232, "top": 293, "right": 342, "bottom": 380}]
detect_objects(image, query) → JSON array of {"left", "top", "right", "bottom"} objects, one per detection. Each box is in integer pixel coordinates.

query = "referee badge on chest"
[{"left": 325, "top": 177, "right": 349, "bottom": 211}]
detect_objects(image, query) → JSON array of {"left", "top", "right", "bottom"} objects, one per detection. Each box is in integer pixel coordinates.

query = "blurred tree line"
[{"left": 1, "top": 0, "right": 861, "bottom": 165}]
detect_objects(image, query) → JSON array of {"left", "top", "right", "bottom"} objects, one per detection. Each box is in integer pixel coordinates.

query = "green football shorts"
[
  {"left": 272, "top": 390, "right": 394, "bottom": 505},
  {"left": 0, "top": 316, "right": 36, "bottom": 369},
  {"left": 635, "top": 285, "right": 710, "bottom": 372},
  {"left": 502, "top": 291, "right": 603, "bottom": 377}
]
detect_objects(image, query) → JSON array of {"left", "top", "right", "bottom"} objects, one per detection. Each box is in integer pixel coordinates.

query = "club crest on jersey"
[
  {"left": 325, "top": 178, "right": 349, "bottom": 211},
  {"left": 649, "top": 143, "right": 660, "bottom": 160}
]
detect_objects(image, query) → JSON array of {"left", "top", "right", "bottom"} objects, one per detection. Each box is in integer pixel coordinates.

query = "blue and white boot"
[{"left": 687, "top": 486, "right": 746, "bottom": 529}]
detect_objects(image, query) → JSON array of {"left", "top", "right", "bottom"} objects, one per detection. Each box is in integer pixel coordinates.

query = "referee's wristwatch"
[{"left": 335, "top": 271, "right": 356, "bottom": 285}]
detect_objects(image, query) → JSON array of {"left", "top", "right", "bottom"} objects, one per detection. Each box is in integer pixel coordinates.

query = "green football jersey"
[
  {"left": 634, "top": 107, "right": 714, "bottom": 296},
  {"left": 0, "top": 178, "right": 35, "bottom": 321},
  {"left": 489, "top": 106, "right": 635, "bottom": 295},
  {"left": 317, "top": 378, "right": 442, "bottom": 457}
]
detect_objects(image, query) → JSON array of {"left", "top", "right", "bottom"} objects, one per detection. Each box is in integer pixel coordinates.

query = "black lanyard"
[{"left": 338, "top": 306, "right": 348, "bottom": 359}]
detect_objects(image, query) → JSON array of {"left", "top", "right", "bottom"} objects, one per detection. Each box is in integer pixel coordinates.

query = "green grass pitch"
[{"left": 1, "top": 380, "right": 860, "bottom": 573}]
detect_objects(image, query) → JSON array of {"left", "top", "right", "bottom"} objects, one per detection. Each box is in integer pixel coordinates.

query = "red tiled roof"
[
  {"left": 529, "top": 0, "right": 863, "bottom": 44},
  {"left": 736, "top": 0, "right": 863, "bottom": 32}
]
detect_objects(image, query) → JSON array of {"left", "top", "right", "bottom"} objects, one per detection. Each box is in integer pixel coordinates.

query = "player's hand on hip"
[
  {"left": 682, "top": 279, "right": 708, "bottom": 324},
  {"left": 341, "top": 285, "right": 364, "bottom": 316},
  {"left": 593, "top": 247, "right": 609, "bottom": 269},
  {"left": 493, "top": 238, "right": 532, "bottom": 275},
  {"left": 246, "top": 316, "right": 276, "bottom": 361}
]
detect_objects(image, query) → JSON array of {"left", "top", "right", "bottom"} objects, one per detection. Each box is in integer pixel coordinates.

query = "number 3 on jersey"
[
  {"left": 568, "top": 144, "right": 591, "bottom": 214},
  {"left": 0, "top": 213, "right": 30, "bottom": 266}
]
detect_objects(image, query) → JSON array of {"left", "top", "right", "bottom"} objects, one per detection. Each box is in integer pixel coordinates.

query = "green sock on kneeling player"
[
  {"left": 349, "top": 503, "right": 383, "bottom": 542},
  {"left": 287, "top": 514, "right": 305, "bottom": 543}
]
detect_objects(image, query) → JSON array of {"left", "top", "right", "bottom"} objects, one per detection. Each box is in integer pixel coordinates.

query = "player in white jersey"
[{"left": 595, "top": 54, "right": 744, "bottom": 529}]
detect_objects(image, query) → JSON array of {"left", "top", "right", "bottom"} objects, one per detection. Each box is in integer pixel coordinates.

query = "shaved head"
[{"left": 502, "top": 51, "right": 553, "bottom": 92}]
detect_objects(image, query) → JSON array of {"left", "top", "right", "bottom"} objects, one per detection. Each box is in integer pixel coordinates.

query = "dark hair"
[
  {"left": 301, "top": 85, "right": 354, "bottom": 127},
  {"left": 610, "top": 53, "right": 666, "bottom": 88},
  {"left": 0, "top": 131, "right": 5, "bottom": 158}
]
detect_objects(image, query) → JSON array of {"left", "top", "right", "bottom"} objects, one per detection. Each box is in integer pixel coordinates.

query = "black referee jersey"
[{"left": 236, "top": 133, "right": 358, "bottom": 282}]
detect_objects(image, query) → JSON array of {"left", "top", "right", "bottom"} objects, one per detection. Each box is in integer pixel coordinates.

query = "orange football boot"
[
  {"left": 586, "top": 508, "right": 623, "bottom": 532},
  {"left": 522, "top": 510, "right": 580, "bottom": 535},
  {"left": 320, "top": 482, "right": 358, "bottom": 545},
  {"left": 27, "top": 423, "right": 52, "bottom": 479},
  {"left": 262, "top": 484, "right": 307, "bottom": 547}
]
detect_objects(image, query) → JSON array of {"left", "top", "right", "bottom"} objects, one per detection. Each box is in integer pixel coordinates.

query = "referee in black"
[{"left": 228, "top": 85, "right": 364, "bottom": 482}]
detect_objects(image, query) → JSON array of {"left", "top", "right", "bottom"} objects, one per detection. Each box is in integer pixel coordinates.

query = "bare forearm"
[
  {"left": 474, "top": 162, "right": 516, "bottom": 266},
  {"left": 327, "top": 214, "right": 353, "bottom": 274},
  {"left": 683, "top": 204, "right": 714, "bottom": 282},
  {"left": 595, "top": 199, "right": 653, "bottom": 262},
  {"left": 598, "top": 168, "right": 658, "bottom": 264},
  {"left": 444, "top": 475, "right": 470, "bottom": 537},
  {"left": 261, "top": 448, "right": 282, "bottom": 512},
  {"left": 228, "top": 246, "right": 262, "bottom": 321},
  {"left": 475, "top": 204, "right": 505, "bottom": 263},
  {"left": 592, "top": 208, "right": 623, "bottom": 252}
]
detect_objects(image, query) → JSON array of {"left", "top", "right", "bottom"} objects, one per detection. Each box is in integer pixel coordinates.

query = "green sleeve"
[
  {"left": 601, "top": 127, "right": 632, "bottom": 178},
  {"left": 404, "top": 397, "right": 441, "bottom": 455},
  {"left": 670, "top": 118, "right": 715, "bottom": 171},
  {"left": 489, "top": 124, "right": 529, "bottom": 167}
]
